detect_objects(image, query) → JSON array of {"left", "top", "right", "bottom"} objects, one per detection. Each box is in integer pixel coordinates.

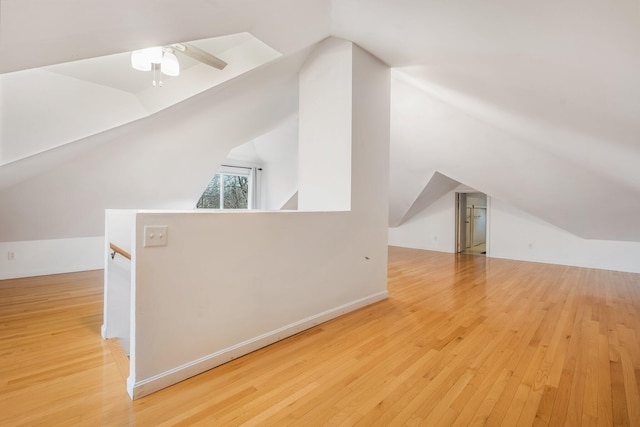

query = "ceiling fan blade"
[{"left": 171, "top": 43, "right": 227, "bottom": 70}]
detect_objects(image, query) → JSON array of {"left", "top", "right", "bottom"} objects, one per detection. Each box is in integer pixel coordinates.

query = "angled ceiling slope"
[
  {"left": 2, "top": 0, "right": 639, "bottom": 244},
  {"left": 0, "top": 0, "right": 332, "bottom": 169},
  {"left": 392, "top": 171, "right": 461, "bottom": 227},
  {"left": 0, "top": 0, "right": 331, "bottom": 73},
  {"left": 0, "top": 33, "right": 282, "bottom": 166},
  {"left": 0, "top": 46, "right": 310, "bottom": 242},
  {"left": 390, "top": 70, "right": 640, "bottom": 242},
  {"left": 337, "top": 0, "right": 640, "bottom": 242}
]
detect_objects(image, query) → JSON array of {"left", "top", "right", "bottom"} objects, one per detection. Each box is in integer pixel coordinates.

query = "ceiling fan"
[
  {"left": 131, "top": 43, "right": 227, "bottom": 86},
  {"left": 170, "top": 43, "right": 227, "bottom": 70}
]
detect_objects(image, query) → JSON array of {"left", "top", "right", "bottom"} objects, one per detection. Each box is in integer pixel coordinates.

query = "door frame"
[{"left": 455, "top": 191, "right": 490, "bottom": 255}]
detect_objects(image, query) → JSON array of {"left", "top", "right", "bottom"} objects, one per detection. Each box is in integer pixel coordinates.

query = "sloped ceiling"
[
  {"left": 1, "top": 0, "right": 639, "bottom": 242},
  {"left": 331, "top": 0, "right": 640, "bottom": 241},
  {"left": 0, "top": 0, "right": 330, "bottom": 184},
  {"left": 390, "top": 70, "right": 640, "bottom": 241},
  {"left": 1, "top": 33, "right": 282, "bottom": 165},
  {"left": 0, "top": 50, "right": 307, "bottom": 241},
  {"left": 391, "top": 172, "right": 461, "bottom": 227},
  {"left": 0, "top": 0, "right": 330, "bottom": 73}
]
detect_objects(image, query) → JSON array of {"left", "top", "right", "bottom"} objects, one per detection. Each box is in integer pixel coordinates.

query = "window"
[{"left": 196, "top": 165, "right": 254, "bottom": 209}]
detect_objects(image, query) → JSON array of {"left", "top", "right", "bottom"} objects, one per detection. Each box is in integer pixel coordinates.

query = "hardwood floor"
[{"left": 1, "top": 246, "right": 640, "bottom": 426}]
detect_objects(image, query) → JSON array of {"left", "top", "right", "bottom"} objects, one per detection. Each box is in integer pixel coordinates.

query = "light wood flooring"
[{"left": 1, "top": 246, "right": 640, "bottom": 425}]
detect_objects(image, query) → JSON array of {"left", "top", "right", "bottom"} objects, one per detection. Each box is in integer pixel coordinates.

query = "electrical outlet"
[
  {"left": 144, "top": 226, "right": 168, "bottom": 247},
  {"left": 7, "top": 251, "right": 15, "bottom": 261}
]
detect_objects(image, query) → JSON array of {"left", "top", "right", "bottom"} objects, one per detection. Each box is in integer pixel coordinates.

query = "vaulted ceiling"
[
  {"left": 1, "top": 0, "right": 639, "bottom": 242},
  {"left": 1, "top": 32, "right": 281, "bottom": 165}
]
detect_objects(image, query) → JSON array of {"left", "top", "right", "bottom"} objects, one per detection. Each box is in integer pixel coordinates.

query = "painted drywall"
[
  {"left": 281, "top": 192, "right": 298, "bottom": 210},
  {"left": 392, "top": 171, "right": 461, "bottom": 227},
  {"left": 389, "top": 71, "right": 640, "bottom": 242},
  {"left": 0, "top": 236, "right": 103, "bottom": 280},
  {"left": 3, "top": 0, "right": 639, "bottom": 281},
  {"left": 388, "top": 191, "right": 456, "bottom": 253},
  {"left": 130, "top": 210, "right": 388, "bottom": 397},
  {"left": 0, "top": 0, "right": 331, "bottom": 190},
  {"left": 0, "top": 33, "right": 282, "bottom": 165},
  {"left": 135, "top": 34, "right": 282, "bottom": 115},
  {"left": 223, "top": 119, "right": 299, "bottom": 211},
  {"left": 102, "top": 210, "right": 135, "bottom": 354},
  {"left": 2, "top": 0, "right": 639, "bottom": 280},
  {"left": 1, "top": 69, "right": 147, "bottom": 164},
  {"left": 0, "top": 54, "right": 306, "bottom": 279},
  {"left": 0, "top": 0, "right": 331, "bottom": 74},
  {"left": 389, "top": 189, "right": 640, "bottom": 274},
  {"left": 104, "top": 210, "right": 135, "bottom": 255},
  {"left": 253, "top": 121, "right": 299, "bottom": 210},
  {"left": 0, "top": 50, "right": 308, "bottom": 244},
  {"left": 298, "top": 38, "right": 352, "bottom": 211},
  {"left": 490, "top": 198, "right": 640, "bottom": 274},
  {"left": 334, "top": 0, "right": 640, "bottom": 230},
  {"left": 122, "top": 39, "right": 390, "bottom": 398}
]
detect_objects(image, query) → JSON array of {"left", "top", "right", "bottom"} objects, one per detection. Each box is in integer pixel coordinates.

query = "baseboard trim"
[{"left": 129, "top": 290, "right": 388, "bottom": 399}]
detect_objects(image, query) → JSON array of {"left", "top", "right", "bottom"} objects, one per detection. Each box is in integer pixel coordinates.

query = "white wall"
[
  {"left": 389, "top": 190, "right": 640, "bottom": 274},
  {"left": 393, "top": 171, "right": 461, "bottom": 226},
  {"left": 388, "top": 191, "right": 456, "bottom": 253},
  {"left": 224, "top": 119, "right": 299, "bottom": 210},
  {"left": 102, "top": 210, "right": 135, "bottom": 354},
  {"left": 0, "top": 51, "right": 306, "bottom": 244},
  {"left": 1, "top": 69, "right": 146, "bottom": 165},
  {"left": 129, "top": 209, "right": 388, "bottom": 398},
  {"left": 389, "top": 71, "right": 640, "bottom": 242},
  {"left": 0, "top": 51, "right": 308, "bottom": 280},
  {"left": 298, "top": 38, "right": 352, "bottom": 211},
  {"left": 254, "top": 121, "right": 299, "bottom": 210},
  {"left": 490, "top": 198, "right": 640, "bottom": 274},
  {"left": 0, "top": 0, "right": 331, "bottom": 74},
  {"left": 0, "top": 237, "right": 103, "bottom": 280},
  {"left": 120, "top": 38, "right": 390, "bottom": 399}
]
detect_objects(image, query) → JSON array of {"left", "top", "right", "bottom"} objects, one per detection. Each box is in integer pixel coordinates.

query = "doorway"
[{"left": 456, "top": 192, "right": 487, "bottom": 255}]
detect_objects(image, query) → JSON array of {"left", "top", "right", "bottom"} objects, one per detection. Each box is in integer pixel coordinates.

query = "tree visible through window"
[
  {"left": 223, "top": 174, "right": 249, "bottom": 208},
  {"left": 197, "top": 169, "right": 251, "bottom": 209}
]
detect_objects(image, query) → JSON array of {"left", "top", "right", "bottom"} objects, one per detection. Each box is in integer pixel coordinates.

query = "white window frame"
[{"left": 197, "top": 164, "right": 259, "bottom": 210}]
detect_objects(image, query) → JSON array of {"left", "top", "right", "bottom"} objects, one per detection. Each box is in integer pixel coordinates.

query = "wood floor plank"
[{"left": 1, "top": 248, "right": 640, "bottom": 426}]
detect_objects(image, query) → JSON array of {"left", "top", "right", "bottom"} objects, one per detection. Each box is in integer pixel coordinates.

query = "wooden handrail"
[{"left": 109, "top": 243, "right": 131, "bottom": 260}]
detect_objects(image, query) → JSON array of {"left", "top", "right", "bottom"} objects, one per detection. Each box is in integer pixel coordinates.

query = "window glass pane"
[
  {"left": 223, "top": 174, "right": 249, "bottom": 209},
  {"left": 196, "top": 168, "right": 253, "bottom": 210},
  {"left": 196, "top": 174, "right": 220, "bottom": 208}
]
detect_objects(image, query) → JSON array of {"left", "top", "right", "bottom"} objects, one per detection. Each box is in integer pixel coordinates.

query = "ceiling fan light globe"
[
  {"left": 144, "top": 47, "right": 163, "bottom": 64},
  {"left": 161, "top": 52, "right": 180, "bottom": 77},
  {"left": 131, "top": 50, "right": 151, "bottom": 71}
]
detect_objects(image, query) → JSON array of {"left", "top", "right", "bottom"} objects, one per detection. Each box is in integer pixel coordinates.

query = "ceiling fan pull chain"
[{"left": 152, "top": 63, "right": 163, "bottom": 87}]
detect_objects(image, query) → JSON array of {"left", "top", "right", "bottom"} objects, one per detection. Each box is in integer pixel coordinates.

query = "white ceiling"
[
  {"left": 0, "top": 32, "right": 282, "bottom": 164},
  {"left": 330, "top": 0, "right": 640, "bottom": 240},
  {"left": 44, "top": 33, "right": 273, "bottom": 94},
  {"left": 0, "top": 0, "right": 330, "bottom": 73},
  {"left": 0, "top": 0, "right": 640, "bottom": 170},
  {"left": 332, "top": 0, "right": 640, "bottom": 163},
  {"left": 1, "top": 0, "right": 639, "bottom": 241}
]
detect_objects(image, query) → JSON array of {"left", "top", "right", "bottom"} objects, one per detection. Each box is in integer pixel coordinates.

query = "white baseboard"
[
  {"left": 0, "top": 237, "right": 104, "bottom": 280},
  {"left": 128, "top": 290, "right": 388, "bottom": 399}
]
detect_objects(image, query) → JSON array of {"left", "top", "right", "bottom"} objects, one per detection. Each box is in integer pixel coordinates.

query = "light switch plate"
[{"left": 144, "top": 225, "right": 168, "bottom": 247}]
